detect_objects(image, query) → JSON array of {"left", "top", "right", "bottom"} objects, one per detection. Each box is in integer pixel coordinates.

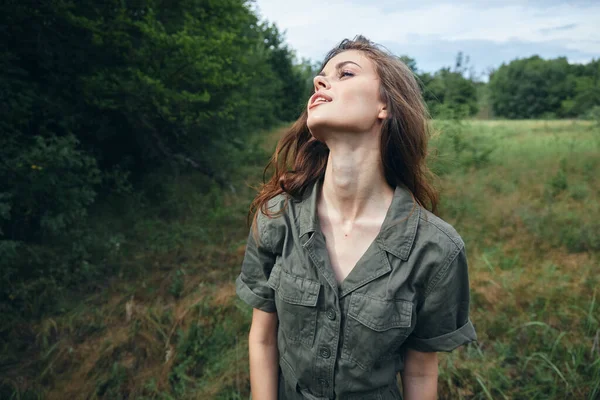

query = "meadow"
[{"left": 3, "top": 120, "right": 599, "bottom": 399}]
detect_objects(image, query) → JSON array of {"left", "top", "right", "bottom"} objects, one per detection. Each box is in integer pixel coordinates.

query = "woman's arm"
[
  {"left": 248, "top": 308, "right": 279, "bottom": 400},
  {"left": 401, "top": 349, "right": 439, "bottom": 400}
]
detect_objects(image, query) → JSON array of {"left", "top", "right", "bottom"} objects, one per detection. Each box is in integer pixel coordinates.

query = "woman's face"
[{"left": 306, "top": 50, "right": 387, "bottom": 140}]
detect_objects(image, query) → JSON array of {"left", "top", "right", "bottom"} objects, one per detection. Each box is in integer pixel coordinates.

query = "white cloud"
[{"left": 252, "top": 0, "right": 600, "bottom": 68}]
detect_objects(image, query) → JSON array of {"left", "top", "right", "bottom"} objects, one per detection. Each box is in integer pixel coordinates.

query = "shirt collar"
[{"left": 297, "top": 179, "right": 420, "bottom": 261}]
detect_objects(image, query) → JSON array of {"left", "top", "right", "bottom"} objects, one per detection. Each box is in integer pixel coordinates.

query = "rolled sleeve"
[
  {"left": 235, "top": 211, "right": 278, "bottom": 313},
  {"left": 405, "top": 245, "right": 477, "bottom": 352},
  {"left": 235, "top": 274, "right": 276, "bottom": 312}
]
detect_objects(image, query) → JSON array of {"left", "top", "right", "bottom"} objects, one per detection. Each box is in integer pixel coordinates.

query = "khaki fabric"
[{"left": 236, "top": 179, "right": 477, "bottom": 399}]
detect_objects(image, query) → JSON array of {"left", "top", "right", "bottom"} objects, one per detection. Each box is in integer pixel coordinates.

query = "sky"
[{"left": 251, "top": 0, "right": 600, "bottom": 79}]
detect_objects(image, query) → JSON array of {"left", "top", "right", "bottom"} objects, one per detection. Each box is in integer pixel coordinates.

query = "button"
[
  {"left": 318, "top": 378, "right": 329, "bottom": 387},
  {"left": 326, "top": 308, "right": 336, "bottom": 320},
  {"left": 319, "top": 347, "right": 331, "bottom": 359}
]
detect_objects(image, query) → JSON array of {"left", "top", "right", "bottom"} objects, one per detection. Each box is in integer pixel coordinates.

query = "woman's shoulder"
[
  {"left": 411, "top": 206, "right": 465, "bottom": 266},
  {"left": 254, "top": 192, "right": 295, "bottom": 247},
  {"left": 256, "top": 192, "right": 293, "bottom": 222},
  {"left": 408, "top": 207, "right": 468, "bottom": 293},
  {"left": 257, "top": 183, "right": 315, "bottom": 225},
  {"left": 417, "top": 208, "right": 464, "bottom": 249}
]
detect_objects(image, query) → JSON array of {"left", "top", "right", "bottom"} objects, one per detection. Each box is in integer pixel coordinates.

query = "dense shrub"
[{"left": 0, "top": 0, "right": 313, "bottom": 316}]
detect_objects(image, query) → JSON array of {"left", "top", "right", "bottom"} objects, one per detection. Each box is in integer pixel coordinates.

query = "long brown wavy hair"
[{"left": 249, "top": 35, "right": 439, "bottom": 228}]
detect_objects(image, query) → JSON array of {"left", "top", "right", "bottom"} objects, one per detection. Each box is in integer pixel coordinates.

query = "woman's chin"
[{"left": 307, "top": 113, "right": 340, "bottom": 130}]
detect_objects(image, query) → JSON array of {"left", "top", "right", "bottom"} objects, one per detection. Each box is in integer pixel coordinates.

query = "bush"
[
  {"left": 0, "top": 0, "right": 311, "bottom": 319},
  {"left": 430, "top": 119, "right": 494, "bottom": 175},
  {"left": 0, "top": 134, "right": 105, "bottom": 314}
]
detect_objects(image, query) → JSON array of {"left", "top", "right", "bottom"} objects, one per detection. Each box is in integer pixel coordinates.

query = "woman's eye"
[{"left": 339, "top": 70, "right": 354, "bottom": 78}]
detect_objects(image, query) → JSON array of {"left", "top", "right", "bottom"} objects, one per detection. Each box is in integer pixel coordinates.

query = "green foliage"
[
  {"left": 489, "top": 56, "right": 600, "bottom": 119},
  {"left": 430, "top": 119, "right": 495, "bottom": 176},
  {"left": 418, "top": 52, "right": 480, "bottom": 118},
  {"left": 521, "top": 207, "right": 600, "bottom": 253},
  {"left": 169, "top": 269, "right": 186, "bottom": 299},
  {"left": 398, "top": 55, "right": 418, "bottom": 74},
  {"left": 546, "top": 158, "right": 569, "bottom": 198},
  {"left": 0, "top": 133, "right": 108, "bottom": 316},
  {"left": 582, "top": 105, "right": 600, "bottom": 127},
  {"left": 0, "top": 0, "right": 311, "bottom": 319},
  {"left": 421, "top": 70, "right": 479, "bottom": 118},
  {"left": 96, "top": 362, "right": 129, "bottom": 399},
  {"left": 4, "top": 134, "right": 101, "bottom": 238},
  {"left": 260, "top": 22, "right": 309, "bottom": 121},
  {"left": 434, "top": 120, "right": 600, "bottom": 399},
  {"left": 169, "top": 298, "right": 250, "bottom": 397}
]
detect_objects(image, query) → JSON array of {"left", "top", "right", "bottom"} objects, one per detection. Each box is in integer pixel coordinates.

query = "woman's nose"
[{"left": 313, "top": 75, "right": 330, "bottom": 91}]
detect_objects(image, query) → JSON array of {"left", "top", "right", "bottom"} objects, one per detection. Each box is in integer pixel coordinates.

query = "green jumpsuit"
[{"left": 236, "top": 179, "right": 477, "bottom": 399}]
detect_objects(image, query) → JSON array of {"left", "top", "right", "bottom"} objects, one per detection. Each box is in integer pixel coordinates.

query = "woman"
[{"left": 236, "top": 35, "right": 477, "bottom": 400}]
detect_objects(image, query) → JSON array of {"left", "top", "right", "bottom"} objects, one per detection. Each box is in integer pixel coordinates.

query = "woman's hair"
[{"left": 249, "top": 35, "right": 439, "bottom": 227}]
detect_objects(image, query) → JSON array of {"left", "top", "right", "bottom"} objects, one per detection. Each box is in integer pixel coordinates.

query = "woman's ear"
[{"left": 378, "top": 106, "right": 388, "bottom": 120}]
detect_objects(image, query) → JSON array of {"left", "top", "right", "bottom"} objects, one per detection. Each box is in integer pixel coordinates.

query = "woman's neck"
[{"left": 320, "top": 134, "right": 394, "bottom": 224}]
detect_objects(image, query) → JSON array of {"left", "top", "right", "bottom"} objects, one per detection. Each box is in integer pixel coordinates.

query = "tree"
[
  {"left": 419, "top": 69, "right": 479, "bottom": 118},
  {"left": 489, "top": 56, "right": 575, "bottom": 118},
  {"left": 0, "top": 0, "right": 312, "bottom": 314},
  {"left": 401, "top": 52, "right": 480, "bottom": 118},
  {"left": 561, "top": 59, "right": 600, "bottom": 117},
  {"left": 399, "top": 55, "right": 418, "bottom": 74}
]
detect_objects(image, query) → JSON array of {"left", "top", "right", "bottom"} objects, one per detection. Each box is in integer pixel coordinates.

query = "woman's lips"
[
  {"left": 309, "top": 92, "right": 333, "bottom": 109},
  {"left": 309, "top": 99, "right": 330, "bottom": 109}
]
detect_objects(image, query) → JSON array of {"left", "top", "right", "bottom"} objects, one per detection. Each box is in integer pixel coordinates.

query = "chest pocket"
[
  {"left": 342, "top": 292, "right": 412, "bottom": 370},
  {"left": 267, "top": 263, "right": 320, "bottom": 347}
]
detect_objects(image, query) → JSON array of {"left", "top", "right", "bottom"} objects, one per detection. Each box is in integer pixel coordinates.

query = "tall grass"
[
  {"left": 1, "top": 121, "right": 598, "bottom": 399},
  {"left": 432, "top": 119, "right": 600, "bottom": 399}
]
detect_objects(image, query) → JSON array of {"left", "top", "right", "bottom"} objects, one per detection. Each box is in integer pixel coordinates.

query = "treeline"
[
  {"left": 489, "top": 56, "right": 600, "bottom": 119},
  {"left": 0, "top": 0, "right": 314, "bottom": 315},
  {"left": 403, "top": 53, "right": 600, "bottom": 120}
]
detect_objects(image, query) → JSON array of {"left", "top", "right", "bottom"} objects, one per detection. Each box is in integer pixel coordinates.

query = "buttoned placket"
[
  {"left": 295, "top": 179, "right": 422, "bottom": 399},
  {"left": 302, "top": 228, "right": 340, "bottom": 399}
]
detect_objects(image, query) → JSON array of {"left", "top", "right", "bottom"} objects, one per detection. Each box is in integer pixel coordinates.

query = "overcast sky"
[{"left": 251, "top": 0, "right": 600, "bottom": 79}]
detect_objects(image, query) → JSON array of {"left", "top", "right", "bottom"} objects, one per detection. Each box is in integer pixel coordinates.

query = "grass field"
[
  {"left": 2, "top": 120, "right": 599, "bottom": 399},
  {"left": 431, "top": 120, "right": 599, "bottom": 399}
]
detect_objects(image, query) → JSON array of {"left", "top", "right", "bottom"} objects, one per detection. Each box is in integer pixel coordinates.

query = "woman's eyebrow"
[{"left": 318, "top": 61, "right": 362, "bottom": 77}]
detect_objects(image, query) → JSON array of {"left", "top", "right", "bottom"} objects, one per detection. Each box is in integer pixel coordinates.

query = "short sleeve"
[
  {"left": 235, "top": 212, "right": 278, "bottom": 313},
  {"left": 404, "top": 245, "right": 477, "bottom": 352}
]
